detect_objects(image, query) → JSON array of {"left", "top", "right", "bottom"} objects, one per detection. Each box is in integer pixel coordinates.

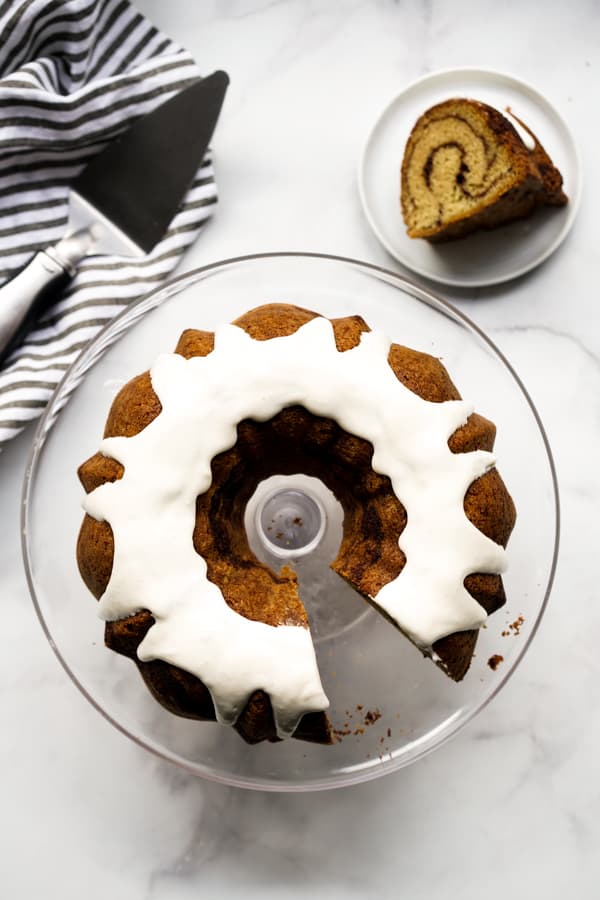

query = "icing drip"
[{"left": 84, "top": 317, "right": 506, "bottom": 736}]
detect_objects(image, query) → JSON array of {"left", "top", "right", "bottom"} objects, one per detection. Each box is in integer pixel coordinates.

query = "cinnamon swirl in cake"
[{"left": 401, "top": 98, "right": 567, "bottom": 241}]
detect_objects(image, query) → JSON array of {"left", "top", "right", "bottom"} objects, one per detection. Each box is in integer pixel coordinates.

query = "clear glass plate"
[{"left": 22, "top": 253, "right": 559, "bottom": 791}]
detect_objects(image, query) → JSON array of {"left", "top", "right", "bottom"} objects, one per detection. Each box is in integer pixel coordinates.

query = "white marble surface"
[{"left": 1, "top": 1, "right": 599, "bottom": 896}]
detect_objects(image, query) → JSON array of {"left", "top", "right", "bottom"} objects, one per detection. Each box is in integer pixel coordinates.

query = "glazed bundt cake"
[
  {"left": 76, "top": 303, "right": 516, "bottom": 745},
  {"left": 401, "top": 98, "right": 567, "bottom": 241}
]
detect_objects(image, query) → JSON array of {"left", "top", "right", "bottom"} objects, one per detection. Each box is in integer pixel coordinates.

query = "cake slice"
[{"left": 401, "top": 98, "right": 567, "bottom": 241}]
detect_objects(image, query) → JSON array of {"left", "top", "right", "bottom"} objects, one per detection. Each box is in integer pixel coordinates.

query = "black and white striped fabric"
[{"left": 0, "top": 0, "right": 218, "bottom": 452}]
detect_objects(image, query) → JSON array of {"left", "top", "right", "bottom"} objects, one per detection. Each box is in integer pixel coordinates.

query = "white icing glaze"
[{"left": 84, "top": 315, "right": 507, "bottom": 736}]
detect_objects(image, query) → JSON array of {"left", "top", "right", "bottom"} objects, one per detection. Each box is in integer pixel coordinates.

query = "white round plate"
[{"left": 358, "top": 67, "right": 582, "bottom": 288}]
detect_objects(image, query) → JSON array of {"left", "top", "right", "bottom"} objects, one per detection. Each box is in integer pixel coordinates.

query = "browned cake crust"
[
  {"left": 77, "top": 303, "right": 516, "bottom": 744},
  {"left": 401, "top": 97, "right": 567, "bottom": 242}
]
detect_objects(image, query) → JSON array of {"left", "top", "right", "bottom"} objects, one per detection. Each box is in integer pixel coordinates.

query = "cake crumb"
[
  {"left": 334, "top": 707, "right": 383, "bottom": 741},
  {"left": 387, "top": 727, "right": 391, "bottom": 738},
  {"left": 333, "top": 727, "right": 352, "bottom": 738},
  {"left": 502, "top": 615, "right": 524, "bottom": 637},
  {"left": 487, "top": 654, "right": 504, "bottom": 671},
  {"left": 364, "top": 708, "right": 381, "bottom": 726},
  {"left": 509, "top": 615, "right": 524, "bottom": 636}
]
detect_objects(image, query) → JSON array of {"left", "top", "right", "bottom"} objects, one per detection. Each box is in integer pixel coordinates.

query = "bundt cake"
[
  {"left": 401, "top": 97, "right": 567, "bottom": 241},
  {"left": 76, "top": 303, "right": 516, "bottom": 745}
]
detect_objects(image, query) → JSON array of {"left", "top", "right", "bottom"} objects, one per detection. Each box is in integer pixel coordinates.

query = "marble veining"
[{"left": 1, "top": 1, "right": 599, "bottom": 898}]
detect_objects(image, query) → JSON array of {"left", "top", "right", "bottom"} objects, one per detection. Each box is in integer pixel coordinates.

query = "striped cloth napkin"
[{"left": 0, "top": 0, "right": 219, "bottom": 453}]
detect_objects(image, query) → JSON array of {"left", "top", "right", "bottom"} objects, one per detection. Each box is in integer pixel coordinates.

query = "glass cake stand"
[{"left": 22, "top": 253, "right": 559, "bottom": 791}]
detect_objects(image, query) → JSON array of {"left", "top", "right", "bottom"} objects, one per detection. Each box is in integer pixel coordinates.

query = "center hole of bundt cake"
[
  {"left": 245, "top": 475, "right": 372, "bottom": 643},
  {"left": 254, "top": 481, "right": 326, "bottom": 557}
]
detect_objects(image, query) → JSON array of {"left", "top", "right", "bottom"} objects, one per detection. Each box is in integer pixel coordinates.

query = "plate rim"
[{"left": 357, "top": 65, "right": 583, "bottom": 288}]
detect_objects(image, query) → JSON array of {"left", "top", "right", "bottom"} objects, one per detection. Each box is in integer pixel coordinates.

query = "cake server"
[{"left": 0, "top": 69, "right": 229, "bottom": 366}]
